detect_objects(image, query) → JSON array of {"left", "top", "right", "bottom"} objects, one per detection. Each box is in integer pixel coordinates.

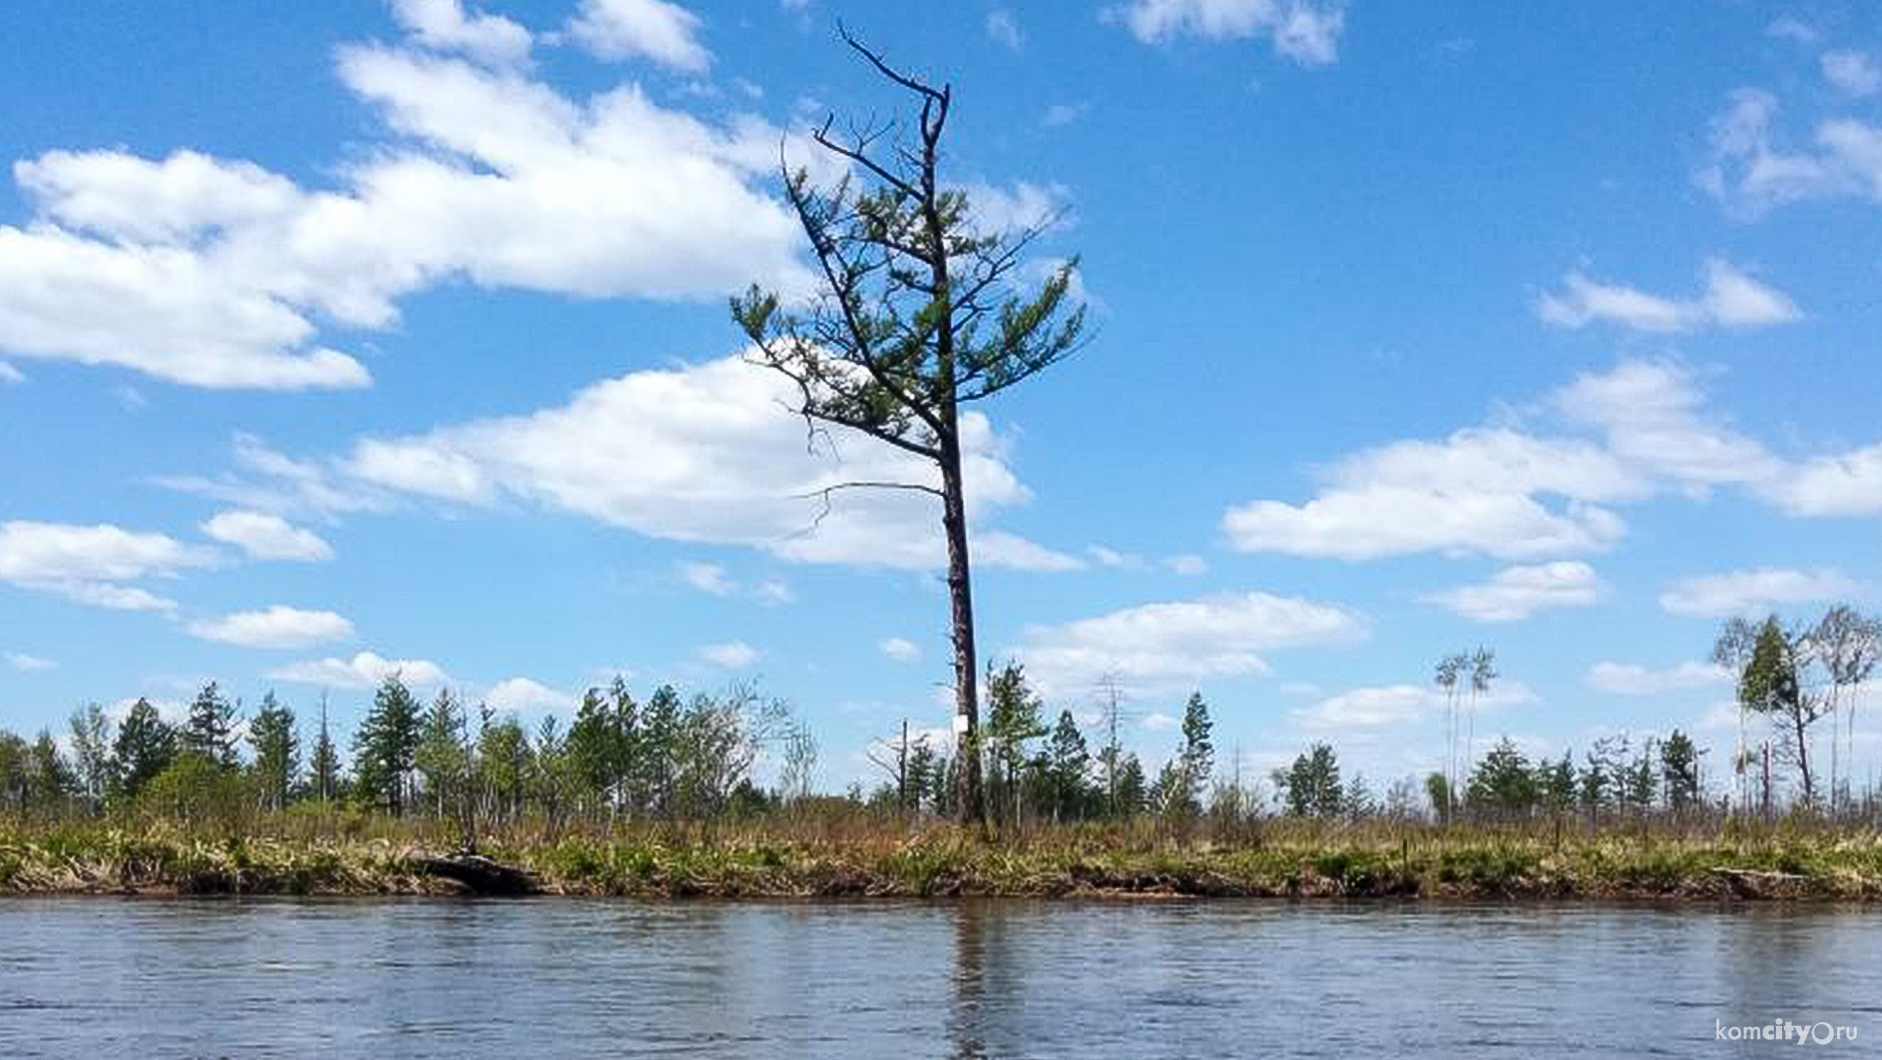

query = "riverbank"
[{"left": 6, "top": 821, "right": 1882, "bottom": 900}]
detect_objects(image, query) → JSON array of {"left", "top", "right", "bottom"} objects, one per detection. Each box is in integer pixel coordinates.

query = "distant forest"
[{"left": 5, "top": 602, "right": 1878, "bottom": 830}]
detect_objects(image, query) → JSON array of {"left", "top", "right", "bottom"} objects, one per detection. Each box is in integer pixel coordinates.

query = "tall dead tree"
[{"left": 734, "top": 30, "right": 1086, "bottom": 827}]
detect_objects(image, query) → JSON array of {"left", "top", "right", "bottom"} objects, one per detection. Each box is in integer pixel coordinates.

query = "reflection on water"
[{"left": 1, "top": 898, "right": 1878, "bottom": 1058}]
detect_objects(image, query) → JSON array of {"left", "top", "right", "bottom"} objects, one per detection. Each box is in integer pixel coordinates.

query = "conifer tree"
[
  {"left": 182, "top": 681, "right": 239, "bottom": 769},
  {"left": 110, "top": 697, "right": 176, "bottom": 802},
  {"left": 247, "top": 691, "right": 299, "bottom": 812},
  {"left": 353, "top": 675, "right": 422, "bottom": 815},
  {"left": 733, "top": 30, "right": 1086, "bottom": 826}
]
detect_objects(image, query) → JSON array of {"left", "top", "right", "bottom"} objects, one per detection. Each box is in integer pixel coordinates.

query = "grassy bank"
[{"left": 6, "top": 817, "right": 1882, "bottom": 900}]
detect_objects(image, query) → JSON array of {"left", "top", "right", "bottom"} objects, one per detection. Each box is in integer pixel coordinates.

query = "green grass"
[{"left": 4, "top": 815, "right": 1881, "bottom": 900}]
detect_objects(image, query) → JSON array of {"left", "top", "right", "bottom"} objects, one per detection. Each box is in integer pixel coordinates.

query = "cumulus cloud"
[
  {"left": 1770, "top": 442, "right": 1882, "bottom": 516},
  {"left": 1222, "top": 360, "right": 1825, "bottom": 561},
  {"left": 269, "top": 650, "right": 451, "bottom": 690},
  {"left": 1537, "top": 259, "right": 1800, "bottom": 333},
  {"left": 1293, "top": 681, "right": 1536, "bottom": 731},
  {"left": 1585, "top": 660, "right": 1732, "bottom": 696},
  {"left": 0, "top": 520, "right": 216, "bottom": 612},
  {"left": 1698, "top": 87, "right": 1882, "bottom": 216},
  {"left": 201, "top": 510, "right": 333, "bottom": 562},
  {"left": 566, "top": 0, "right": 711, "bottom": 70},
  {"left": 1659, "top": 568, "right": 1861, "bottom": 619},
  {"left": 879, "top": 637, "right": 921, "bottom": 662},
  {"left": 342, "top": 354, "right": 1075, "bottom": 571},
  {"left": 699, "top": 640, "right": 759, "bottom": 668},
  {"left": 187, "top": 606, "right": 356, "bottom": 649},
  {"left": 391, "top": 0, "right": 533, "bottom": 68},
  {"left": 1013, "top": 591, "right": 1364, "bottom": 697},
  {"left": 0, "top": 20, "right": 811, "bottom": 389},
  {"left": 1109, "top": 0, "right": 1346, "bottom": 66},
  {"left": 4, "top": 651, "right": 56, "bottom": 672},
  {"left": 677, "top": 561, "right": 737, "bottom": 596},
  {"left": 482, "top": 676, "right": 575, "bottom": 711},
  {"left": 1822, "top": 50, "right": 1880, "bottom": 98},
  {"left": 1425, "top": 561, "right": 1604, "bottom": 622}
]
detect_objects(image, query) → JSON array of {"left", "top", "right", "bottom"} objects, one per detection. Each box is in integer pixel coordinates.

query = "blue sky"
[{"left": 4, "top": 0, "right": 1882, "bottom": 793}]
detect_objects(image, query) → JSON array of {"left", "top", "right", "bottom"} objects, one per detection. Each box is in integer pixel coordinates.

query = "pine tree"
[
  {"left": 182, "top": 682, "right": 239, "bottom": 770},
  {"left": 1179, "top": 692, "right": 1214, "bottom": 809},
  {"left": 1274, "top": 743, "right": 1344, "bottom": 818},
  {"left": 984, "top": 662, "right": 1047, "bottom": 825},
  {"left": 308, "top": 696, "right": 340, "bottom": 803},
  {"left": 1660, "top": 730, "right": 1703, "bottom": 811},
  {"left": 414, "top": 689, "right": 469, "bottom": 819},
  {"left": 353, "top": 676, "right": 422, "bottom": 815},
  {"left": 1043, "top": 710, "right": 1090, "bottom": 821},
  {"left": 247, "top": 691, "right": 299, "bottom": 811},
  {"left": 639, "top": 685, "right": 683, "bottom": 817},
  {"left": 732, "top": 31, "right": 1087, "bottom": 826},
  {"left": 1465, "top": 737, "right": 1536, "bottom": 815},
  {"left": 1113, "top": 752, "right": 1148, "bottom": 816},
  {"left": 110, "top": 697, "right": 176, "bottom": 802}
]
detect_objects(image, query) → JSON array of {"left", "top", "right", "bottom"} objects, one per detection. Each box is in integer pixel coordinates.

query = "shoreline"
[{"left": 7, "top": 828, "right": 1881, "bottom": 902}]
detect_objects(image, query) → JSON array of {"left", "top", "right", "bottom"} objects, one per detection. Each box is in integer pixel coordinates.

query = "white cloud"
[
  {"left": 1659, "top": 568, "right": 1861, "bottom": 619},
  {"left": 188, "top": 606, "right": 356, "bottom": 649},
  {"left": 879, "top": 637, "right": 920, "bottom": 662},
  {"left": 1822, "top": 50, "right": 1880, "bottom": 98},
  {"left": 1766, "top": 17, "right": 1819, "bottom": 45},
  {"left": 201, "top": 510, "right": 333, "bottom": 562},
  {"left": 1223, "top": 360, "right": 1813, "bottom": 562},
  {"left": 482, "top": 676, "right": 575, "bottom": 711},
  {"left": 1698, "top": 88, "right": 1882, "bottom": 216},
  {"left": 0, "top": 361, "right": 23, "bottom": 383},
  {"left": 756, "top": 578, "right": 793, "bottom": 605},
  {"left": 1109, "top": 0, "right": 1346, "bottom": 65},
  {"left": 960, "top": 181, "right": 1071, "bottom": 236},
  {"left": 343, "top": 354, "right": 1071, "bottom": 571},
  {"left": 1551, "top": 361, "right": 1781, "bottom": 493},
  {"left": 1771, "top": 442, "right": 1882, "bottom": 516},
  {"left": 1, "top": 26, "right": 810, "bottom": 389},
  {"left": 1585, "top": 660, "right": 1732, "bottom": 697},
  {"left": 269, "top": 650, "right": 451, "bottom": 690},
  {"left": 1425, "top": 561, "right": 1604, "bottom": 623},
  {"left": 986, "top": 9, "right": 1024, "bottom": 50},
  {"left": 0, "top": 221, "right": 371, "bottom": 390},
  {"left": 0, "top": 520, "right": 216, "bottom": 612},
  {"left": 677, "top": 561, "right": 737, "bottom": 596},
  {"left": 1537, "top": 259, "right": 1800, "bottom": 333},
  {"left": 1294, "top": 681, "right": 1536, "bottom": 731},
  {"left": 4, "top": 652, "right": 56, "bottom": 672},
  {"left": 391, "top": 0, "right": 533, "bottom": 68},
  {"left": 1087, "top": 545, "right": 1145, "bottom": 569},
  {"left": 1013, "top": 591, "right": 1364, "bottom": 697},
  {"left": 1041, "top": 103, "right": 1088, "bottom": 128},
  {"left": 163, "top": 433, "right": 386, "bottom": 518},
  {"left": 700, "top": 640, "right": 758, "bottom": 668},
  {"left": 566, "top": 0, "right": 711, "bottom": 71},
  {"left": 1141, "top": 711, "right": 1179, "bottom": 732},
  {"left": 1164, "top": 554, "right": 1208, "bottom": 576}
]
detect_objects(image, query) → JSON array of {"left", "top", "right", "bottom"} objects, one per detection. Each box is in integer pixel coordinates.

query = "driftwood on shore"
[{"left": 416, "top": 853, "right": 540, "bottom": 896}]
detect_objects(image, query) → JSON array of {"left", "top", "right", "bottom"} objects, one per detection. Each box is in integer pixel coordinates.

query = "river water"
[{"left": 2, "top": 899, "right": 1877, "bottom": 1058}]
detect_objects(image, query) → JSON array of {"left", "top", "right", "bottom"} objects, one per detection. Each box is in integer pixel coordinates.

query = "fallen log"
[{"left": 417, "top": 853, "right": 540, "bottom": 896}]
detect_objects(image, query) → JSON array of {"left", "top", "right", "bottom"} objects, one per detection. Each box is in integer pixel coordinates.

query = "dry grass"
[{"left": 6, "top": 811, "right": 1882, "bottom": 900}]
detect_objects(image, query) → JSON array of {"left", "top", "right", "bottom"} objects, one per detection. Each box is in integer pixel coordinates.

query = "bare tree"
[
  {"left": 734, "top": 29, "right": 1086, "bottom": 826},
  {"left": 1812, "top": 604, "right": 1881, "bottom": 812}
]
